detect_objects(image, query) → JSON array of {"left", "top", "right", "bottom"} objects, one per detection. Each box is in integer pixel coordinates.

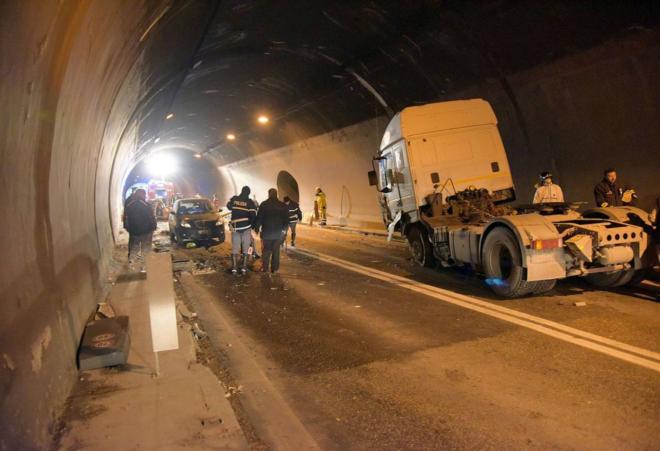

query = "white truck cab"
[{"left": 369, "top": 99, "right": 652, "bottom": 297}]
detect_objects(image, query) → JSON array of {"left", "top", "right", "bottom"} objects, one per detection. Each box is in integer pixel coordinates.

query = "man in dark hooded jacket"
[
  {"left": 254, "top": 188, "right": 289, "bottom": 273},
  {"left": 227, "top": 186, "right": 258, "bottom": 273},
  {"left": 124, "top": 189, "right": 157, "bottom": 270}
]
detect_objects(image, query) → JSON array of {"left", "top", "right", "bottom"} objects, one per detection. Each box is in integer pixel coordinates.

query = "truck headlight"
[
  {"left": 215, "top": 220, "right": 223, "bottom": 226},
  {"left": 181, "top": 221, "right": 192, "bottom": 228}
]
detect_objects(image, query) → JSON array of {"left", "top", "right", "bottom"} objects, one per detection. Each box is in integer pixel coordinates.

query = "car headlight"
[{"left": 181, "top": 221, "right": 192, "bottom": 228}]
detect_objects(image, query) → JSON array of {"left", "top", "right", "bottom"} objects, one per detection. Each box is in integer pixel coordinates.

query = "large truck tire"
[
  {"left": 586, "top": 269, "right": 635, "bottom": 288},
  {"left": 482, "top": 227, "right": 536, "bottom": 298},
  {"left": 407, "top": 226, "right": 435, "bottom": 268},
  {"left": 531, "top": 279, "right": 557, "bottom": 295}
]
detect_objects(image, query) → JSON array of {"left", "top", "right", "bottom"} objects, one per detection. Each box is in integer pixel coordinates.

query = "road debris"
[
  {"left": 224, "top": 385, "right": 243, "bottom": 398},
  {"left": 192, "top": 260, "right": 216, "bottom": 275},
  {"left": 176, "top": 301, "right": 197, "bottom": 319},
  {"left": 96, "top": 302, "right": 116, "bottom": 319},
  {"left": 192, "top": 322, "right": 207, "bottom": 339}
]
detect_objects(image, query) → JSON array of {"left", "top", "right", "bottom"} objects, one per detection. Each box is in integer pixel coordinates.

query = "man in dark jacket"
[
  {"left": 283, "top": 196, "right": 303, "bottom": 247},
  {"left": 227, "top": 186, "right": 258, "bottom": 274},
  {"left": 124, "top": 189, "right": 157, "bottom": 270},
  {"left": 254, "top": 189, "right": 289, "bottom": 273},
  {"left": 594, "top": 168, "right": 622, "bottom": 207}
]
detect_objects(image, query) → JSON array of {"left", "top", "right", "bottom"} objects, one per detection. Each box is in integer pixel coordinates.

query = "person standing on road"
[
  {"left": 314, "top": 187, "right": 327, "bottom": 226},
  {"left": 227, "top": 186, "right": 258, "bottom": 274},
  {"left": 594, "top": 168, "right": 622, "bottom": 207},
  {"left": 283, "top": 196, "right": 303, "bottom": 247},
  {"left": 249, "top": 194, "right": 261, "bottom": 259},
  {"left": 254, "top": 188, "right": 289, "bottom": 274},
  {"left": 532, "top": 171, "right": 564, "bottom": 204},
  {"left": 124, "top": 189, "right": 157, "bottom": 271}
]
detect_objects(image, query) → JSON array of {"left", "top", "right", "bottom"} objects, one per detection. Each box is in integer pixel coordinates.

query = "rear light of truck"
[{"left": 530, "top": 238, "right": 562, "bottom": 250}]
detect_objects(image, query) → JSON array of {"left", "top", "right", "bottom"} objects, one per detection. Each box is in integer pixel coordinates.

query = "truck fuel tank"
[{"left": 597, "top": 245, "right": 634, "bottom": 266}]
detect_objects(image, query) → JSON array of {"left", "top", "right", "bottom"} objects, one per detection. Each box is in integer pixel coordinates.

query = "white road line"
[{"left": 291, "top": 248, "right": 660, "bottom": 373}]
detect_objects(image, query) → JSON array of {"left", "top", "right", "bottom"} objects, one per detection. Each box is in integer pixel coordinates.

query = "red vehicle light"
[{"left": 530, "top": 238, "right": 562, "bottom": 250}]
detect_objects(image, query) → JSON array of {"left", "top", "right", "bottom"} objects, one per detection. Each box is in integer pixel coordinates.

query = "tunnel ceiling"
[{"left": 144, "top": 0, "right": 659, "bottom": 164}]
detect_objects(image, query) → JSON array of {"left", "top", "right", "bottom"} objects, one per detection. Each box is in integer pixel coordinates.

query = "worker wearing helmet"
[
  {"left": 314, "top": 187, "right": 327, "bottom": 226},
  {"left": 533, "top": 171, "right": 564, "bottom": 204}
]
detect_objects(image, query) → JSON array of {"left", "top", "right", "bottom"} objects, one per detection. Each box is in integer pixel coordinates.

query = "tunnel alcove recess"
[{"left": 277, "top": 170, "right": 300, "bottom": 203}]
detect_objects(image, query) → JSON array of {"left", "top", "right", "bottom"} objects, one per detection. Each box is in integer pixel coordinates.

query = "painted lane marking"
[{"left": 291, "top": 248, "right": 660, "bottom": 373}]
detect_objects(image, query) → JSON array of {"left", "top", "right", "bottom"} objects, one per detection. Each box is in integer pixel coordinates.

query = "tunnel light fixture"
[
  {"left": 166, "top": 113, "right": 174, "bottom": 120},
  {"left": 154, "top": 137, "right": 161, "bottom": 143},
  {"left": 194, "top": 153, "right": 202, "bottom": 159},
  {"left": 257, "top": 115, "right": 269, "bottom": 125},
  {"left": 147, "top": 152, "right": 177, "bottom": 178},
  {"left": 226, "top": 133, "right": 236, "bottom": 141}
]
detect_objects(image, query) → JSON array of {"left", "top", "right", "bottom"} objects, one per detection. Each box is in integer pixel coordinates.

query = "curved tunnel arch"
[{"left": 2, "top": 2, "right": 660, "bottom": 447}]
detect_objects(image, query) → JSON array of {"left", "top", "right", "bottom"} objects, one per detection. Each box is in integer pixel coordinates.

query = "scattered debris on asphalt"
[
  {"left": 224, "top": 385, "right": 243, "bottom": 398},
  {"left": 176, "top": 301, "right": 197, "bottom": 319},
  {"left": 192, "top": 322, "right": 207, "bottom": 339},
  {"left": 192, "top": 260, "right": 216, "bottom": 275},
  {"left": 95, "top": 302, "right": 116, "bottom": 319}
]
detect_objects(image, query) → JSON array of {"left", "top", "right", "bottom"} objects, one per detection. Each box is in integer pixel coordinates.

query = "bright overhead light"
[
  {"left": 147, "top": 152, "right": 176, "bottom": 178},
  {"left": 194, "top": 153, "right": 202, "bottom": 159},
  {"left": 257, "top": 115, "right": 269, "bottom": 124},
  {"left": 226, "top": 133, "right": 236, "bottom": 141},
  {"left": 166, "top": 113, "right": 174, "bottom": 120},
  {"left": 154, "top": 137, "right": 160, "bottom": 143}
]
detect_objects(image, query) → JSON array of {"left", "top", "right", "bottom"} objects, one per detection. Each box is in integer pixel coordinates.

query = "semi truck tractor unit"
[{"left": 368, "top": 99, "right": 651, "bottom": 297}]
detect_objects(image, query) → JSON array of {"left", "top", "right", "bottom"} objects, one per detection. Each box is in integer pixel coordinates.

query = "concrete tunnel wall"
[
  {"left": 1, "top": 2, "right": 659, "bottom": 449},
  {"left": 0, "top": 1, "right": 209, "bottom": 448}
]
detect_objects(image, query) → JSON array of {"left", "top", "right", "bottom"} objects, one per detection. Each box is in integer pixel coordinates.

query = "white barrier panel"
[{"left": 146, "top": 253, "right": 179, "bottom": 352}]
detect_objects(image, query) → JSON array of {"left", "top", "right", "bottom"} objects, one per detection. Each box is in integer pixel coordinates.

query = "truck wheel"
[
  {"left": 407, "top": 226, "right": 435, "bottom": 268},
  {"left": 532, "top": 279, "right": 557, "bottom": 295},
  {"left": 586, "top": 269, "right": 635, "bottom": 288},
  {"left": 482, "top": 227, "right": 535, "bottom": 298}
]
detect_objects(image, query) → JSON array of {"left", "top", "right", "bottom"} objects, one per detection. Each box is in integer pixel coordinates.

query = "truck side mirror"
[
  {"left": 430, "top": 172, "right": 440, "bottom": 184},
  {"left": 368, "top": 170, "right": 377, "bottom": 186}
]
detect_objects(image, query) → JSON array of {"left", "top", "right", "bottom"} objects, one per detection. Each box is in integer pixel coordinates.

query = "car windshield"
[{"left": 177, "top": 200, "right": 212, "bottom": 215}]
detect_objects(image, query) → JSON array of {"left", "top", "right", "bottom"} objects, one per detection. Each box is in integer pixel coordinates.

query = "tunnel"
[{"left": 1, "top": 1, "right": 660, "bottom": 448}]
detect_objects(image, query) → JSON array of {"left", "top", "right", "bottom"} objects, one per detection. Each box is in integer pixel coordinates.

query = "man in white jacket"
[{"left": 533, "top": 171, "right": 564, "bottom": 204}]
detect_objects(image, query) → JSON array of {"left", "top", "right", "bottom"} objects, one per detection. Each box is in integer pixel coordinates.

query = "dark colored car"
[{"left": 168, "top": 198, "right": 225, "bottom": 245}]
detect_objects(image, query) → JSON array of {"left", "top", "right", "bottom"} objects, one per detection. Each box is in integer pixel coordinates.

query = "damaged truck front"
[{"left": 368, "top": 99, "right": 651, "bottom": 297}]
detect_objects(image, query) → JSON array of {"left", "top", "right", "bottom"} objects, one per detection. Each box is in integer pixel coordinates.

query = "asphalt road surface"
[{"left": 165, "top": 224, "right": 660, "bottom": 450}]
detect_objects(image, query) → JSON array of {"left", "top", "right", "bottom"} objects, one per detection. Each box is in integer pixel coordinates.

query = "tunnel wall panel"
[
  {"left": 461, "top": 32, "right": 660, "bottom": 208},
  {"left": 220, "top": 118, "right": 389, "bottom": 228}
]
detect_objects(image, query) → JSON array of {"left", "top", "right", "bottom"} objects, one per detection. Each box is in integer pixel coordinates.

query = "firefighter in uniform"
[
  {"left": 283, "top": 196, "right": 303, "bottom": 247},
  {"left": 532, "top": 171, "right": 564, "bottom": 204},
  {"left": 226, "top": 186, "right": 258, "bottom": 274},
  {"left": 314, "top": 187, "right": 327, "bottom": 226}
]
